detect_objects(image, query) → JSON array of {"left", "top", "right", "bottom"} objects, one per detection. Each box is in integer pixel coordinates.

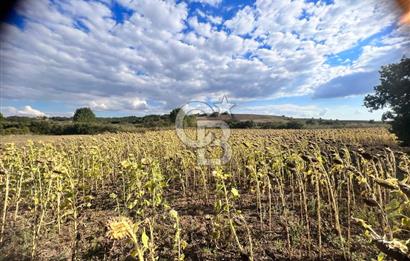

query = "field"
[
  {"left": 0, "top": 134, "right": 89, "bottom": 145},
  {"left": 1, "top": 128, "right": 409, "bottom": 260}
]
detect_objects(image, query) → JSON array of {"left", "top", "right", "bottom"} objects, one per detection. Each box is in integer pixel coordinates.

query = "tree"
[
  {"left": 73, "top": 107, "right": 96, "bottom": 122},
  {"left": 169, "top": 108, "right": 197, "bottom": 127},
  {"left": 169, "top": 108, "right": 180, "bottom": 123},
  {"left": 364, "top": 57, "right": 410, "bottom": 145},
  {"left": 0, "top": 112, "right": 4, "bottom": 122}
]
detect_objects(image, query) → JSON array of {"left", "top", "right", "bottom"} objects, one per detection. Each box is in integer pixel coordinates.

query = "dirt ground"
[{"left": 1, "top": 183, "right": 377, "bottom": 260}]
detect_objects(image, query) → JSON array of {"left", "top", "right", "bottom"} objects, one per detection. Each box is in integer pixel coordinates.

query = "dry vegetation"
[{"left": 0, "top": 128, "right": 409, "bottom": 260}]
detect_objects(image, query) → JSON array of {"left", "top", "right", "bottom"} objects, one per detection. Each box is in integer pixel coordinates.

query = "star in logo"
[{"left": 213, "top": 95, "right": 235, "bottom": 115}]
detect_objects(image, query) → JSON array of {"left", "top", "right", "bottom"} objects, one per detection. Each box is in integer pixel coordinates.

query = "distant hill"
[
  {"left": 197, "top": 113, "right": 387, "bottom": 129},
  {"left": 199, "top": 113, "right": 290, "bottom": 122}
]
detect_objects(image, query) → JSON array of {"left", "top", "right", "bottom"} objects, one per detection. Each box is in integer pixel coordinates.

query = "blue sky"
[{"left": 0, "top": 0, "right": 409, "bottom": 120}]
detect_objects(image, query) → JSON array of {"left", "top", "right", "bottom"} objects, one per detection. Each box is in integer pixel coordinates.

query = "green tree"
[
  {"left": 73, "top": 107, "right": 96, "bottom": 122},
  {"left": 0, "top": 112, "right": 4, "bottom": 122},
  {"left": 169, "top": 108, "right": 197, "bottom": 127},
  {"left": 169, "top": 108, "right": 180, "bottom": 123},
  {"left": 364, "top": 57, "right": 410, "bottom": 145}
]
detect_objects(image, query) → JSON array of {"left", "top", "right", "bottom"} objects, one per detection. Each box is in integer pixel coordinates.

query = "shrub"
[{"left": 285, "top": 121, "right": 304, "bottom": 129}]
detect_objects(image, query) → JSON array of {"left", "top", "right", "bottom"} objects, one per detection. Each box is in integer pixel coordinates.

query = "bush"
[
  {"left": 29, "top": 121, "right": 53, "bottom": 134},
  {"left": 306, "top": 119, "right": 316, "bottom": 125},
  {"left": 1, "top": 126, "right": 30, "bottom": 135},
  {"left": 60, "top": 123, "right": 120, "bottom": 135},
  {"left": 227, "top": 120, "right": 255, "bottom": 129},
  {"left": 285, "top": 121, "right": 304, "bottom": 129}
]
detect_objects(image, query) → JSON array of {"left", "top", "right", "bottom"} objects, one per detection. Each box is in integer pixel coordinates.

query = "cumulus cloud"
[
  {"left": 313, "top": 24, "right": 410, "bottom": 98},
  {"left": 224, "top": 6, "right": 255, "bottom": 35},
  {"left": 195, "top": 9, "right": 222, "bottom": 25},
  {"left": 0, "top": 0, "right": 408, "bottom": 116},
  {"left": 1, "top": 105, "right": 46, "bottom": 117},
  {"left": 88, "top": 97, "right": 148, "bottom": 111},
  {"left": 191, "top": 0, "right": 222, "bottom": 7}
]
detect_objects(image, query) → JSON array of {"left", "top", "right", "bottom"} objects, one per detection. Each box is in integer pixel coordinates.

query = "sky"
[{"left": 0, "top": 0, "right": 409, "bottom": 120}]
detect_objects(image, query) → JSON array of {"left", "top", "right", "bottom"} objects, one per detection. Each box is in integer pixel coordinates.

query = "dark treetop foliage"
[
  {"left": 73, "top": 107, "right": 96, "bottom": 122},
  {"left": 364, "top": 57, "right": 410, "bottom": 145},
  {"left": 169, "top": 108, "right": 181, "bottom": 123}
]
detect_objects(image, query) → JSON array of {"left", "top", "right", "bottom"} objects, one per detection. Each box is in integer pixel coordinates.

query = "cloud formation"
[
  {"left": 0, "top": 0, "right": 409, "bottom": 116},
  {"left": 2, "top": 106, "right": 46, "bottom": 117}
]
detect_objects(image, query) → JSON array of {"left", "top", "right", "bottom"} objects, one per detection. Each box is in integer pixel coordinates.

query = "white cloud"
[
  {"left": 313, "top": 24, "right": 410, "bottom": 98},
  {"left": 88, "top": 97, "right": 148, "bottom": 111},
  {"left": 0, "top": 0, "right": 408, "bottom": 117},
  {"left": 124, "top": 0, "right": 188, "bottom": 33},
  {"left": 191, "top": 0, "right": 222, "bottom": 7},
  {"left": 195, "top": 9, "right": 223, "bottom": 25},
  {"left": 1, "top": 106, "right": 46, "bottom": 117},
  {"left": 224, "top": 6, "right": 255, "bottom": 35}
]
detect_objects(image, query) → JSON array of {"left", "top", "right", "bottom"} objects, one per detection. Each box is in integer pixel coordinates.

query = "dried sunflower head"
[{"left": 107, "top": 216, "right": 134, "bottom": 240}]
